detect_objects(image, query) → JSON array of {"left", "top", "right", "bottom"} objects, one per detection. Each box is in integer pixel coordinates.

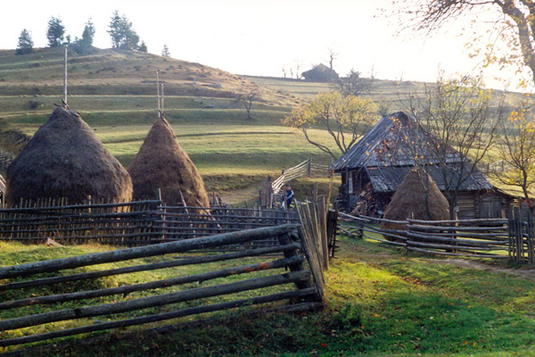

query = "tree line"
[{"left": 16, "top": 11, "right": 147, "bottom": 56}]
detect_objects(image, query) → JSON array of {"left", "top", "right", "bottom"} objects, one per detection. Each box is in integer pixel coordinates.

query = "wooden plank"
[
  {"left": 0, "top": 256, "right": 304, "bottom": 310},
  {"left": 0, "top": 288, "right": 317, "bottom": 347},
  {"left": 0, "top": 224, "right": 300, "bottom": 279},
  {"left": 0, "top": 271, "right": 309, "bottom": 331}
]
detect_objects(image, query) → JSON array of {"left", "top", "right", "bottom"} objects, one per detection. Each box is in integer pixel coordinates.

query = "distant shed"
[
  {"left": 301, "top": 64, "right": 339, "bottom": 82},
  {"left": 333, "top": 112, "right": 513, "bottom": 219}
]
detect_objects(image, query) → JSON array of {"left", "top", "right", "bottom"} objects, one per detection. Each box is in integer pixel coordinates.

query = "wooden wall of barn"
[{"left": 455, "top": 190, "right": 511, "bottom": 219}]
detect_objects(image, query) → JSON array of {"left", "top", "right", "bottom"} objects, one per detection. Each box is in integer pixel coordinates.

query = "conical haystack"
[
  {"left": 6, "top": 107, "right": 132, "bottom": 206},
  {"left": 381, "top": 169, "right": 449, "bottom": 240},
  {"left": 128, "top": 117, "right": 209, "bottom": 207}
]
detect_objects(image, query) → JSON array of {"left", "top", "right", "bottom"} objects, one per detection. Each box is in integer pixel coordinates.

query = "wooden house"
[{"left": 333, "top": 112, "right": 512, "bottom": 219}]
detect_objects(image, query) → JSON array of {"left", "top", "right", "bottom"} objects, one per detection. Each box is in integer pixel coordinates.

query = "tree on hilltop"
[
  {"left": 46, "top": 16, "right": 66, "bottom": 47},
  {"left": 72, "top": 18, "right": 96, "bottom": 55},
  {"left": 333, "top": 69, "right": 372, "bottom": 97},
  {"left": 162, "top": 44, "right": 170, "bottom": 57},
  {"left": 138, "top": 41, "right": 148, "bottom": 52},
  {"left": 16, "top": 29, "right": 34, "bottom": 55},
  {"left": 108, "top": 11, "right": 143, "bottom": 50}
]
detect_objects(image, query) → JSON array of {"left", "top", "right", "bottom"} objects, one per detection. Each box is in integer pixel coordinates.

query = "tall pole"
[
  {"left": 160, "top": 83, "right": 164, "bottom": 115},
  {"left": 156, "top": 70, "right": 161, "bottom": 117},
  {"left": 63, "top": 47, "right": 68, "bottom": 108}
]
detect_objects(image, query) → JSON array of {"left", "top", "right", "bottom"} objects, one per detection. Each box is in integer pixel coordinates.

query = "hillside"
[
  {"left": 0, "top": 47, "right": 332, "bottom": 202},
  {"left": 0, "top": 47, "right": 525, "bottom": 202}
]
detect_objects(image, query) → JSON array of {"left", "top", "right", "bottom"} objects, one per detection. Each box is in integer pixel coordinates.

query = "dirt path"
[
  {"left": 218, "top": 185, "right": 259, "bottom": 205},
  {"left": 337, "top": 237, "right": 535, "bottom": 281},
  {"left": 433, "top": 258, "right": 535, "bottom": 281}
]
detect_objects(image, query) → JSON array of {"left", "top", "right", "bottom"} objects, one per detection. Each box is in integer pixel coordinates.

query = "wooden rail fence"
[
  {"left": 338, "top": 212, "right": 527, "bottom": 261},
  {"left": 272, "top": 158, "right": 330, "bottom": 195},
  {"left": 0, "top": 202, "right": 298, "bottom": 246},
  {"left": 0, "top": 225, "right": 324, "bottom": 349}
]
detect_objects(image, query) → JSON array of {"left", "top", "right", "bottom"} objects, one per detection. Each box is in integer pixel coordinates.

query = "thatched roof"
[
  {"left": 334, "top": 112, "right": 461, "bottom": 170},
  {"left": 128, "top": 117, "right": 209, "bottom": 207},
  {"left": 381, "top": 169, "right": 450, "bottom": 237},
  {"left": 334, "top": 112, "right": 493, "bottom": 192},
  {"left": 6, "top": 107, "right": 132, "bottom": 205}
]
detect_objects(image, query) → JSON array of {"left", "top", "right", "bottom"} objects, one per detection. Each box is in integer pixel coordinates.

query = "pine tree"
[
  {"left": 16, "top": 29, "right": 33, "bottom": 55},
  {"left": 73, "top": 18, "right": 96, "bottom": 54},
  {"left": 138, "top": 41, "right": 147, "bottom": 52},
  {"left": 162, "top": 44, "right": 170, "bottom": 57},
  {"left": 107, "top": 11, "right": 141, "bottom": 50},
  {"left": 46, "top": 16, "right": 65, "bottom": 47}
]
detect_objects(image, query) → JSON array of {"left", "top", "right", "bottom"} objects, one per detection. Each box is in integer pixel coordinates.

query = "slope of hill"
[
  {"left": 0, "top": 47, "right": 330, "bottom": 202},
  {"left": 0, "top": 47, "right": 300, "bottom": 105}
]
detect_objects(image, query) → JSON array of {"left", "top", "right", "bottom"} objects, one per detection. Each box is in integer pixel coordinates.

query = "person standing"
[{"left": 283, "top": 184, "right": 294, "bottom": 209}]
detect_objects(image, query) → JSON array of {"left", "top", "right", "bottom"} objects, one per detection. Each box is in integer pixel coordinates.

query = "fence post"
[
  {"left": 307, "top": 157, "right": 312, "bottom": 177},
  {"left": 277, "top": 229, "right": 314, "bottom": 293},
  {"left": 528, "top": 208, "right": 534, "bottom": 264},
  {"left": 157, "top": 189, "right": 167, "bottom": 243}
]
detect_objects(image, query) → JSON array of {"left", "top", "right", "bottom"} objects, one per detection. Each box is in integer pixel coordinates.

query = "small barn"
[
  {"left": 128, "top": 116, "right": 210, "bottom": 207},
  {"left": 6, "top": 107, "right": 133, "bottom": 206},
  {"left": 301, "top": 64, "right": 339, "bottom": 82},
  {"left": 333, "top": 112, "right": 512, "bottom": 219}
]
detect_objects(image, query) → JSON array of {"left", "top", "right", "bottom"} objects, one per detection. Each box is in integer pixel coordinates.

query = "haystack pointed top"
[
  {"left": 128, "top": 116, "right": 209, "bottom": 207},
  {"left": 6, "top": 107, "right": 132, "bottom": 205}
]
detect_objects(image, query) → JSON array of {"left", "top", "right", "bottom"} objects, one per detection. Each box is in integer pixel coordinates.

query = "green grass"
[{"left": 2, "top": 236, "right": 535, "bottom": 356}]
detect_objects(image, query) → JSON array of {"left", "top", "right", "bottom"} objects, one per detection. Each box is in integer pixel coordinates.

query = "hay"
[
  {"left": 128, "top": 117, "right": 209, "bottom": 207},
  {"left": 6, "top": 107, "right": 132, "bottom": 206},
  {"left": 381, "top": 169, "right": 449, "bottom": 239}
]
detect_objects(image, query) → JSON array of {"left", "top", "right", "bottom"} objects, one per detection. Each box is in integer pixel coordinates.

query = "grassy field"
[
  {"left": 1, "top": 234, "right": 534, "bottom": 356},
  {"left": 0, "top": 47, "right": 527, "bottom": 201},
  {"left": 1, "top": 47, "right": 535, "bottom": 356},
  {"left": 0, "top": 47, "right": 338, "bottom": 202}
]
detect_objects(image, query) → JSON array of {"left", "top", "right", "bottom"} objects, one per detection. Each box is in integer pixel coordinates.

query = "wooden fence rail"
[
  {"left": 338, "top": 212, "right": 517, "bottom": 260},
  {"left": 271, "top": 158, "right": 330, "bottom": 195},
  {"left": 0, "top": 202, "right": 298, "bottom": 246},
  {"left": 0, "top": 224, "right": 324, "bottom": 349}
]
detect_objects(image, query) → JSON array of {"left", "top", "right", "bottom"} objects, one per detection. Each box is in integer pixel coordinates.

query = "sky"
[{"left": 0, "top": 0, "right": 520, "bottom": 89}]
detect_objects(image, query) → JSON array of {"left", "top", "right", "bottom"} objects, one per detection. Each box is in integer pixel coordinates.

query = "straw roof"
[
  {"left": 6, "top": 107, "right": 132, "bottom": 205},
  {"left": 333, "top": 112, "right": 493, "bottom": 193},
  {"left": 381, "top": 169, "right": 450, "bottom": 239},
  {"left": 128, "top": 117, "right": 209, "bottom": 207}
]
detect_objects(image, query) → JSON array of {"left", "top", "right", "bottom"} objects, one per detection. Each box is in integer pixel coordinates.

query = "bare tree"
[
  {"left": 235, "top": 89, "right": 259, "bottom": 120},
  {"left": 405, "top": 75, "right": 506, "bottom": 218},
  {"left": 292, "top": 60, "right": 302, "bottom": 79},
  {"left": 332, "top": 69, "right": 372, "bottom": 97},
  {"left": 286, "top": 61, "right": 302, "bottom": 80},
  {"left": 394, "top": 0, "right": 535, "bottom": 85},
  {"left": 327, "top": 48, "right": 338, "bottom": 70},
  {"left": 489, "top": 99, "right": 535, "bottom": 199},
  {"left": 282, "top": 92, "right": 377, "bottom": 159},
  {"left": 281, "top": 66, "right": 287, "bottom": 79}
]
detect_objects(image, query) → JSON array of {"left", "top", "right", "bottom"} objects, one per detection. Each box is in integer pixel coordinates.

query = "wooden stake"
[
  {"left": 156, "top": 70, "right": 161, "bottom": 116},
  {"left": 62, "top": 47, "right": 68, "bottom": 107}
]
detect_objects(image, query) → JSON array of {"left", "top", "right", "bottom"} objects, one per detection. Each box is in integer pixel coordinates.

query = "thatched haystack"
[
  {"left": 128, "top": 117, "right": 209, "bottom": 207},
  {"left": 381, "top": 169, "right": 449, "bottom": 240},
  {"left": 6, "top": 107, "right": 132, "bottom": 206}
]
